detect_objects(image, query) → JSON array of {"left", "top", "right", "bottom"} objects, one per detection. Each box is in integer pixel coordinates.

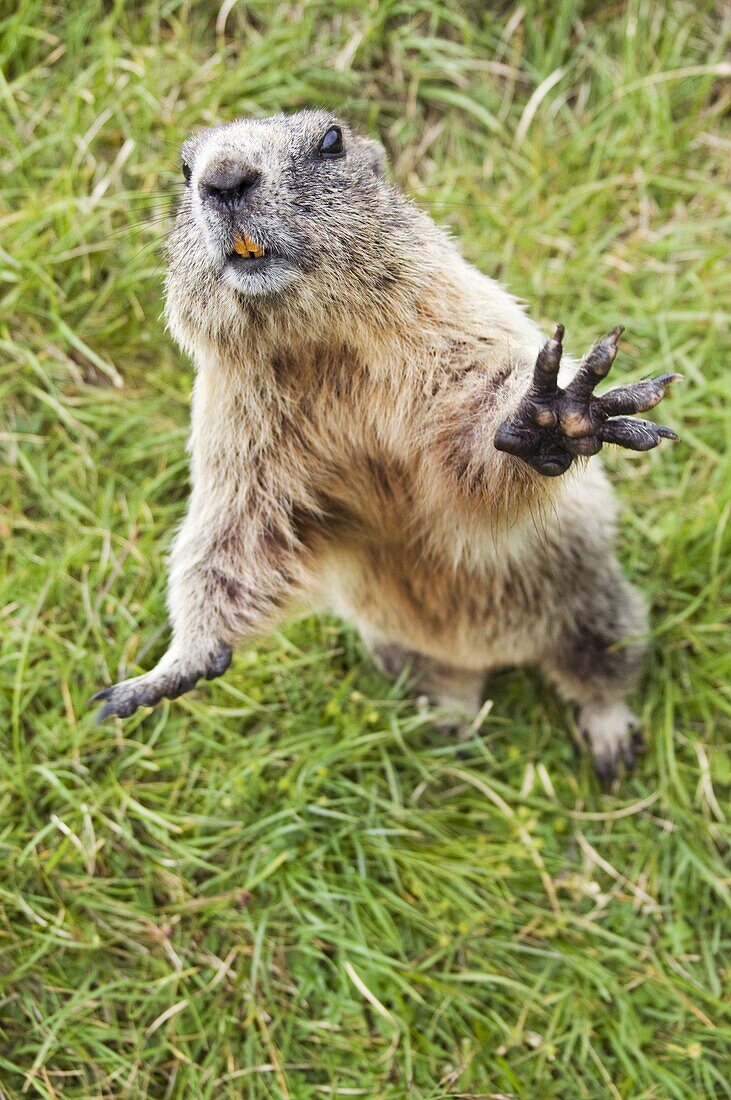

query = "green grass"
[{"left": 1, "top": 1, "right": 730, "bottom": 1096}]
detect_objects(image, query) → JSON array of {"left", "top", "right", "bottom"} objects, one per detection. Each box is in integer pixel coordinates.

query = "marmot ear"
[{"left": 362, "top": 137, "right": 388, "bottom": 178}]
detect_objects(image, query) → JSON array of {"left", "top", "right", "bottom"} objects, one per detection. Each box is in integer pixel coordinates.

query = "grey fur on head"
[{"left": 166, "top": 111, "right": 419, "bottom": 354}]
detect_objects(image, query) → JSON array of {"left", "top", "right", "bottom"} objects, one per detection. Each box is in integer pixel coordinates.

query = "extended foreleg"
[{"left": 91, "top": 514, "right": 301, "bottom": 720}]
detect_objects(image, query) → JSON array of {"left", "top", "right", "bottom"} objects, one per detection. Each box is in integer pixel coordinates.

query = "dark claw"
[
  {"left": 657, "top": 372, "right": 684, "bottom": 386},
  {"left": 89, "top": 685, "right": 113, "bottom": 704},
  {"left": 98, "top": 696, "right": 139, "bottom": 721}
]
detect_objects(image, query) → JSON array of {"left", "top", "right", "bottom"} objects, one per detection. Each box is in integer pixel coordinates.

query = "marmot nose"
[{"left": 199, "top": 165, "right": 261, "bottom": 210}]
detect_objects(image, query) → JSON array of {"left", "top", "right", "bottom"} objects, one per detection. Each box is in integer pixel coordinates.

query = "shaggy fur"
[{"left": 92, "top": 110, "right": 679, "bottom": 780}]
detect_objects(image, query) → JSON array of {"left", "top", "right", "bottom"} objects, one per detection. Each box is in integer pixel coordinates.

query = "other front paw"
[
  {"left": 494, "top": 324, "right": 681, "bottom": 476},
  {"left": 90, "top": 643, "right": 232, "bottom": 720}
]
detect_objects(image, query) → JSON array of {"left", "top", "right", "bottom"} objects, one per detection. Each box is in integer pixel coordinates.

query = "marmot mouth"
[
  {"left": 232, "top": 232, "right": 266, "bottom": 260},
  {"left": 222, "top": 231, "right": 301, "bottom": 293}
]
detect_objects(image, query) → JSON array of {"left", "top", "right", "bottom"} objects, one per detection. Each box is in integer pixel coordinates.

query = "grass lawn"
[{"left": 1, "top": 1, "right": 730, "bottom": 1096}]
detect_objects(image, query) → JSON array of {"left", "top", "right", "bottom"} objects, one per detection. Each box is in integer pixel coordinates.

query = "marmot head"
[{"left": 165, "top": 110, "right": 441, "bottom": 353}]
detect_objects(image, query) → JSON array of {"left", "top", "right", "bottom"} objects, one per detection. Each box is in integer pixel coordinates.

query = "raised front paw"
[
  {"left": 494, "top": 325, "right": 681, "bottom": 476},
  {"left": 90, "top": 643, "right": 232, "bottom": 720}
]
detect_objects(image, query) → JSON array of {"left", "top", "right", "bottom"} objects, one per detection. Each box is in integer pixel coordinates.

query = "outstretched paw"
[
  {"left": 494, "top": 325, "right": 681, "bottom": 476},
  {"left": 90, "top": 643, "right": 232, "bottom": 720}
]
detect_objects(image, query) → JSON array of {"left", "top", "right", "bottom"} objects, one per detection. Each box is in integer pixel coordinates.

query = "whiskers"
[
  {"left": 98, "top": 185, "right": 184, "bottom": 272},
  {"left": 407, "top": 191, "right": 500, "bottom": 215}
]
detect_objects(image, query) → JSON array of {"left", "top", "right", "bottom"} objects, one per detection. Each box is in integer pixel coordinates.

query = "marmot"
[{"left": 92, "top": 110, "right": 680, "bottom": 782}]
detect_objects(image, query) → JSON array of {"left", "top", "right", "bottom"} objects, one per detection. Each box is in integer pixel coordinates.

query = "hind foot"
[
  {"left": 495, "top": 325, "right": 681, "bottom": 476},
  {"left": 579, "top": 701, "right": 642, "bottom": 785},
  {"left": 366, "top": 637, "right": 484, "bottom": 733}
]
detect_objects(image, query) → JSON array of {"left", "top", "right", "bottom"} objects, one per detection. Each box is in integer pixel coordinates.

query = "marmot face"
[{"left": 167, "top": 110, "right": 393, "bottom": 316}]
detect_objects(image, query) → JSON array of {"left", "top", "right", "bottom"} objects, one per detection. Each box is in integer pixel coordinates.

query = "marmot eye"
[
  {"left": 319, "top": 126, "right": 344, "bottom": 159},
  {"left": 182, "top": 160, "right": 192, "bottom": 184}
]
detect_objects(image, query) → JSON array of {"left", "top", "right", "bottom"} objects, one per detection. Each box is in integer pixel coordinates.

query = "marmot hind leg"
[
  {"left": 540, "top": 561, "right": 648, "bottom": 784},
  {"left": 365, "top": 636, "right": 485, "bottom": 731}
]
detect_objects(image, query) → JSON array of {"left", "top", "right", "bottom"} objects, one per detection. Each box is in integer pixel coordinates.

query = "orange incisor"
[{"left": 233, "top": 233, "right": 265, "bottom": 259}]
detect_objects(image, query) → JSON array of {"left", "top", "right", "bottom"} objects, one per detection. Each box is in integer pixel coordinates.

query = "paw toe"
[
  {"left": 533, "top": 451, "right": 574, "bottom": 477},
  {"left": 91, "top": 677, "right": 155, "bottom": 720},
  {"left": 98, "top": 694, "right": 138, "bottom": 721},
  {"left": 103, "top": 689, "right": 139, "bottom": 719},
  {"left": 494, "top": 422, "right": 539, "bottom": 456}
]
